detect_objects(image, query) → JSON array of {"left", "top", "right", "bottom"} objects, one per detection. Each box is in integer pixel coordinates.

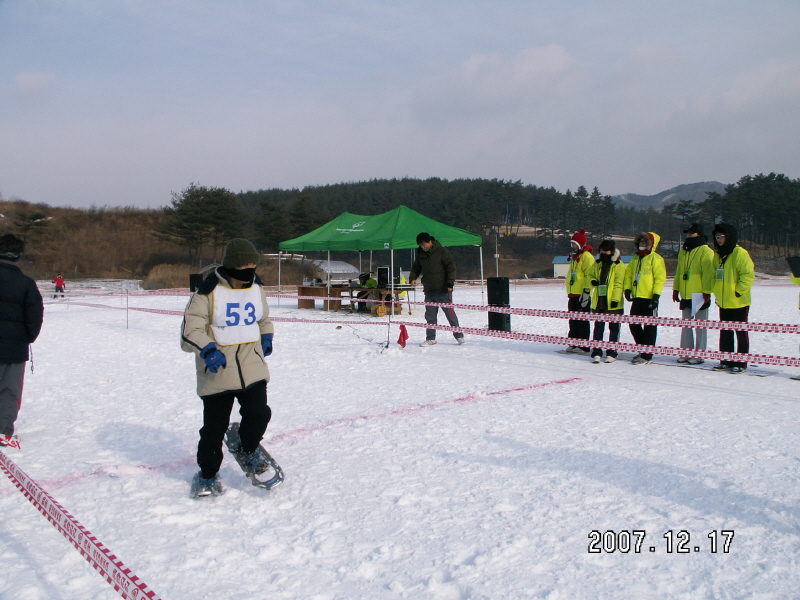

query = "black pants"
[
  {"left": 197, "top": 380, "right": 271, "bottom": 479},
  {"left": 628, "top": 298, "right": 658, "bottom": 360},
  {"left": 591, "top": 309, "right": 623, "bottom": 358},
  {"left": 719, "top": 306, "right": 750, "bottom": 369},
  {"left": 567, "top": 296, "right": 591, "bottom": 350}
]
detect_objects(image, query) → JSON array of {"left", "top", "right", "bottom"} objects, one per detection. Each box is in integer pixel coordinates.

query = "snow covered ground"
[{"left": 2, "top": 279, "right": 800, "bottom": 600}]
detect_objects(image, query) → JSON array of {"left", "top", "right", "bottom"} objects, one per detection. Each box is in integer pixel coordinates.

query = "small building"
[{"left": 552, "top": 255, "right": 634, "bottom": 278}]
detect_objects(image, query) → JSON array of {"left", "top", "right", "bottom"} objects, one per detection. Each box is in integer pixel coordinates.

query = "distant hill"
[{"left": 612, "top": 181, "right": 726, "bottom": 210}]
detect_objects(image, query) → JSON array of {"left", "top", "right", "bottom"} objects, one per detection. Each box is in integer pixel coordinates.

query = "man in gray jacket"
[
  {"left": 409, "top": 232, "right": 465, "bottom": 347},
  {"left": 0, "top": 234, "right": 43, "bottom": 449},
  {"left": 181, "top": 238, "right": 275, "bottom": 497}
]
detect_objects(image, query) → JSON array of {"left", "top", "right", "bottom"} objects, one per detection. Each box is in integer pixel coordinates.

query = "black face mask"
[
  {"left": 229, "top": 267, "right": 256, "bottom": 283},
  {"left": 599, "top": 253, "right": 612, "bottom": 263}
]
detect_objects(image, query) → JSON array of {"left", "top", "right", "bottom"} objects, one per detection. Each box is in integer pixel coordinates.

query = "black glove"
[
  {"left": 735, "top": 291, "right": 741, "bottom": 298},
  {"left": 579, "top": 290, "right": 591, "bottom": 308},
  {"left": 648, "top": 294, "right": 660, "bottom": 311},
  {"left": 700, "top": 293, "right": 711, "bottom": 311},
  {"left": 624, "top": 290, "right": 632, "bottom": 302},
  {"left": 610, "top": 301, "right": 619, "bottom": 309},
  {"left": 672, "top": 290, "right": 680, "bottom": 302},
  {"left": 590, "top": 279, "right": 599, "bottom": 287}
]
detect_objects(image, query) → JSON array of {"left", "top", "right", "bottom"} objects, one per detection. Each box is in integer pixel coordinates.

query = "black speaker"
[
  {"left": 787, "top": 257, "right": 800, "bottom": 278},
  {"left": 377, "top": 266, "right": 401, "bottom": 288},
  {"left": 487, "top": 277, "right": 510, "bottom": 306},
  {"left": 488, "top": 310, "right": 511, "bottom": 332},
  {"left": 189, "top": 273, "right": 203, "bottom": 292}
]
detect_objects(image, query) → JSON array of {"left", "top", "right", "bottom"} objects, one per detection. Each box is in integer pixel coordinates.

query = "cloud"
[
  {"left": 14, "top": 71, "right": 56, "bottom": 97},
  {"left": 411, "top": 44, "right": 581, "bottom": 125}
]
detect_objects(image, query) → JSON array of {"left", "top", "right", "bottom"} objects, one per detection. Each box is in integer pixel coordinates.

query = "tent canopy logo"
[{"left": 335, "top": 221, "right": 366, "bottom": 235}]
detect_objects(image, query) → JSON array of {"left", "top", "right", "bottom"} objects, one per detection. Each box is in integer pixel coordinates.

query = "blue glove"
[
  {"left": 200, "top": 343, "right": 226, "bottom": 373},
  {"left": 261, "top": 333, "right": 273, "bottom": 357}
]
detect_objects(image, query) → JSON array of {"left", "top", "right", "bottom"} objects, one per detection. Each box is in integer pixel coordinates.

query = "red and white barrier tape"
[
  {"left": 396, "top": 320, "right": 800, "bottom": 368},
  {"left": 61, "top": 299, "right": 800, "bottom": 368},
  {"left": 0, "top": 452, "right": 162, "bottom": 600},
  {"left": 269, "top": 293, "right": 800, "bottom": 335}
]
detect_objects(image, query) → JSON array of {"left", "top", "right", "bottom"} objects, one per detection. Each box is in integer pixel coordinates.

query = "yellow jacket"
[
  {"left": 792, "top": 275, "right": 800, "bottom": 309},
  {"left": 589, "top": 253, "right": 626, "bottom": 310},
  {"left": 673, "top": 242, "right": 715, "bottom": 298},
  {"left": 624, "top": 232, "right": 666, "bottom": 300},
  {"left": 712, "top": 246, "right": 754, "bottom": 309},
  {"left": 566, "top": 250, "right": 595, "bottom": 296}
]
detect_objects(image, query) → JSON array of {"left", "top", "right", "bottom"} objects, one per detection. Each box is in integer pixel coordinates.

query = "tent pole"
[
  {"left": 278, "top": 251, "right": 282, "bottom": 307},
  {"left": 327, "top": 251, "right": 331, "bottom": 310},
  {"left": 387, "top": 249, "right": 394, "bottom": 346},
  {"left": 479, "top": 245, "right": 486, "bottom": 305}
]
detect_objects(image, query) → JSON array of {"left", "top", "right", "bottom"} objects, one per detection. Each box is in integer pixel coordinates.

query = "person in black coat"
[
  {"left": 0, "top": 234, "right": 43, "bottom": 447},
  {"left": 409, "top": 232, "right": 465, "bottom": 347}
]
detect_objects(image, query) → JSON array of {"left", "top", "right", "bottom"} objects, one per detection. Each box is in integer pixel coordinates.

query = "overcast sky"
[{"left": 1, "top": 1, "right": 799, "bottom": 209}]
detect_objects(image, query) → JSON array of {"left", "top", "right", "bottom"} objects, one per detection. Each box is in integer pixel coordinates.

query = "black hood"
[
  {"left": 712, "top": 223, "right": 738, "bottom": 257},
  {"left": 683, "top": 233, "right": 708, "bottom": 252}
]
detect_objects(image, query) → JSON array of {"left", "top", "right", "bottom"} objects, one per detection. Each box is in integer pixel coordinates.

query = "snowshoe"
[
  {"left": 0, "top": 434, "right": 21, "bottom": 450},
  {"left": 224, "top": 422, "right": 284, "bottom": 490},
  {"left": 191, "top": 472, "right": 225, "bottom": 498}
]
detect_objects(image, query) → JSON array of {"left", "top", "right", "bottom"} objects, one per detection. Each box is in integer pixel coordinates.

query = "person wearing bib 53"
[{"left": 181, "top": 238, "right": 275, "bottom": 496}]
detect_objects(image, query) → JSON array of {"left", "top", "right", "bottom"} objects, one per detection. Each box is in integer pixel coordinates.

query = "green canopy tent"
[{"left": 278, "top": 205, "right": 485, "bottom": 304}]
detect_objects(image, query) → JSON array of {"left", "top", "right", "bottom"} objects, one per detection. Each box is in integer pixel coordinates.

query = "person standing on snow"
[
  {"left": 588, "top": 240, "right": 625, "bottom": 364},
  {"left": 565, "top": 229, "right": 594, "bottom": 354},
  {"left": 52, "top": 272, "right": 66, "bottom": 298},
  {"left": 672, "top": 224, "right": 715, "bottom": 364},
  {"left": 181, "top": 238, "right": 275, "bottom": 497},
  {"left": 623, "top": 231, "right": 666, "bottom": 365},
  {"left": 710, "top": 224, "right": 755, "bottom": 374},
  {"left": 0, "top": 234, "right": 44, "bottom": 449},
  {"left": 409, "top": 232, "right": 465, "bottom": 347}
]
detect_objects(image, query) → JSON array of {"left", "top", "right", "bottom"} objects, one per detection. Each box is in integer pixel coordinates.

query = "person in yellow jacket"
[
  {"left": 711, "top": 223, "right": 755, "bottom": 374},
  {"left": 565, "top": 228, "right": 595, "bottom": 353},
  {"left": 672, "top": 223, "right": 715, "bottom": 364},
  {"left": 588, "top": 240, "right": 626, "bottom": 363},
  {"left": 790, "top": 262, "right": 800, "bottom": 379},
  {"left": 623, "top": 231, "right": 666, "bottom": 364}
]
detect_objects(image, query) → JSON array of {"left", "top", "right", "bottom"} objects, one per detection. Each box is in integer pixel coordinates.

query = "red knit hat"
[{"left": 571, "top": 229, "right": 587, "bottom": 249}]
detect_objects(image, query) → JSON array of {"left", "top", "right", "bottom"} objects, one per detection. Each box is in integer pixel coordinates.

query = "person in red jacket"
[{"left": 52, "top": 272, "right": 66, "bottom": 298}]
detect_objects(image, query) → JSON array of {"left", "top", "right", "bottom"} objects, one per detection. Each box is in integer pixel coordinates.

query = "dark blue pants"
[{"left": 591, "top": 309, "right": 623, "bottom": 358}]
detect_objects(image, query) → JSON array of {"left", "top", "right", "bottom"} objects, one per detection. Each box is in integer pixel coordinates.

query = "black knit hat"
[
  {"left": 222, "top": 239, "right": 260, "bottom": 269},
  {"left": 0, "top": 234, "right": 24, "bottom": 262}
]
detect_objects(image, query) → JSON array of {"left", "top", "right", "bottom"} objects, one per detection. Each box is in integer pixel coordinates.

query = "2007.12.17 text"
[{"left": 588, "top": 530, "right": 734, "bottom": 554}]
